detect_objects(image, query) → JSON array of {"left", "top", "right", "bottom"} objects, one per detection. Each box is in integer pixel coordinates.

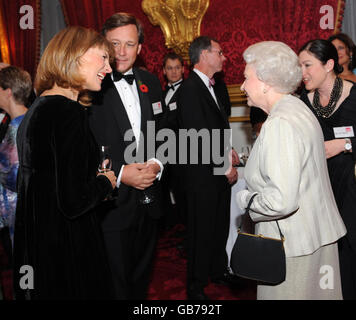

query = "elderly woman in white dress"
[{"left": 236, "top": 41, "right": 347, "bottom": 300}]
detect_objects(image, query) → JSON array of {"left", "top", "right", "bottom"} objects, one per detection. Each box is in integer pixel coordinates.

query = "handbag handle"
[{"left": 239, "top": 193, "right": 285, "bottom": 241}]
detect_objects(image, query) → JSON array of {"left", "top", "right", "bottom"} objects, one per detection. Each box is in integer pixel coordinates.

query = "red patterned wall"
[
  {"left": 59, "top": 0, "right": 344, "bottom": 87},
  {"left": 200, "top": 0, "right": 340, "bottom": 84},
  {"left": 61, "top": 0, "right": 342, "bottom": 86},
  {"left": 135, "top": 0, "right": 341, "bottom": 86}
]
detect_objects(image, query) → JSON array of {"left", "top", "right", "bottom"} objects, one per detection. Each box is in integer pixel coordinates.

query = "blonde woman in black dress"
[{"left": 14, "top": 26, "right": 116, "bottom": 299}]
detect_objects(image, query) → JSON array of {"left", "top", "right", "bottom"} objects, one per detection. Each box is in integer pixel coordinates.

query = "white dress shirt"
[
  {"left": 193, "top": 68, "right": 219, "bottom": 107},
  {"left": 111, "top": 69, "right": 163, "bottom": 188},
  {"left": 165, "top": 79, "right": 182, "bottom": 105},
  {"left": 112, "top": 70, "right": 141, "bottom": 145}
]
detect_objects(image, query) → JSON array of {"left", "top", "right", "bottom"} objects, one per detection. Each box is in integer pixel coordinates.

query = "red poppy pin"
[
  {"left": 138, "top": 80, "right": 148, "bottom": 93},
  {"left": 140, "top": 84, "right": 149, "bottom": 93}
]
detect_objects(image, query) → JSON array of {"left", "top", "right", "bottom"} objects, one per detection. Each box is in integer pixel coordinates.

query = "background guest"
[
  {"left": 0, "top": 66, "right": 31, "bottom": 300},
  {"left": 236, "top": 41, "right": 346, "bottom": 300},
  {"left": 249, "top": 106, "right": 267, "bottom": 140},
  {"left": 212, "top": 72, "right": 232, "bottom": 118},
  {"left": 13, "top": 26, "right": 116, "bottom": 300},
  {"left": 161, "top": 52, "right": 186, "bottom": 231},
  {"left": 89, "top": 12, "right": 165, "bottom": 300},
  {"left": 163, "top": 52, "right": 184, "bottom": 114},
  {"left": 299, "top": 39, "right": 356, "bottom": 300},
  {"left": 0, "top": 66, "right": 31, "bottom": 245},
  {"left": 328, "top": 33, "right": 356, "bottom": 82},
  {"left": 0, "top": 62, "right": 11, "bottom": 143},
  {"left": 177, "top": 36, "right": 238, "bottom": 300}
]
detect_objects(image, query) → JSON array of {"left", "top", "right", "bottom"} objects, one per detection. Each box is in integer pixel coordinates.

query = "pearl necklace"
[{"left": 312, "top": 77, "right": 343, "bottom": 118}]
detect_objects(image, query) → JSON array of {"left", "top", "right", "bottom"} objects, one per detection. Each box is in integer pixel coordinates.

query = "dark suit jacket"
[
  {"left": 89, "top": 67, "right": 165, "bottom": 231},
  {"left": 177, "top": 71, "right": 231, "bottom": 192},
  {"left": 162, "top": 84, "right": 181, "bottom": 132},
  {"left": 213, "top": 77, "right": 231, "bottom": 117}
]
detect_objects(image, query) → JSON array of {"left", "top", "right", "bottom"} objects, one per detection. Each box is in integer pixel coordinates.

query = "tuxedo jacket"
[
  {"left": 162, "top": 83, "right": 181, "bottom": 132},
  {"left": 162, "top": 78, "right": 230, "bottom": 131},
  {"left": 212, "top": 77, "right": 231, "bottom": 117},
  {"left": 89, "top": 67, "right": 165, "bottom": 231},
  {"left": 176, "top": 71, "right": 231, "bottom": 192}
]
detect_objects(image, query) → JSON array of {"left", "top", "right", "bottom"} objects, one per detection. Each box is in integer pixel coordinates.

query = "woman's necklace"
[{"left": 312, "top": 77, "right": 343, "bottom": 118}]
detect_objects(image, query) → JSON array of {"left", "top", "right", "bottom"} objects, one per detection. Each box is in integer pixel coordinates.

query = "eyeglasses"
[{"left": 209, "top": 49, "right": 224, "bottom": 56}]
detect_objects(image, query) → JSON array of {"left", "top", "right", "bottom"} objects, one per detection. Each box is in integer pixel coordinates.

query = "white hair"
[{"left": 243, "top": 41, "right": 302, "bottom": 94}]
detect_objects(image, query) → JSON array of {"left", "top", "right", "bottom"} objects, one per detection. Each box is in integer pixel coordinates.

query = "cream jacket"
[{"left": 236, "top": 95, "right": 346, "bottom": 258}]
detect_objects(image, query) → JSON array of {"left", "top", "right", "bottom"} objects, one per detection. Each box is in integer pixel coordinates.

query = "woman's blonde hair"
[{"left": 35, "top": 26, "right": 113, "bottom": 105}]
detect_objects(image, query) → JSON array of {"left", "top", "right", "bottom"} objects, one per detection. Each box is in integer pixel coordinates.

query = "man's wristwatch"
[{"left": 344, "top": 138, "right": 352, "bottom": 152}]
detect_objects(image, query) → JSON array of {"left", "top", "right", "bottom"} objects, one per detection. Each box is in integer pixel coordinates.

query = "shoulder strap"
[{"left": 239, "top": 193, "right": 284, "bottom": 240}]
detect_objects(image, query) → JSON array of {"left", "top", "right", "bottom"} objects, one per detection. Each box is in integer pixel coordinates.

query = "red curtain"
[
  {"left": 60, "top": 0, "right": 167, "bottom": 81},
  {"left": 0, "top": 0, "right": 41, "bottom": 78},
  {"left": 60, "top": 0, "right": 116, "bottom": 31},
  {"left": 60, "top": 0, "right": 344, "bottom": 85}
]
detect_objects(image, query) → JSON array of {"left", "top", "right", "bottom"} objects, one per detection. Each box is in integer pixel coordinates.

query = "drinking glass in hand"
[
  {"left": 98, "top": 146, "right": 116, "bottom": 200},
  {"left": 98, "top": 146, "right": 112, "bottom": 172},
  {"left": 241, "top": 146, "right": 251, "bottom": 166}
]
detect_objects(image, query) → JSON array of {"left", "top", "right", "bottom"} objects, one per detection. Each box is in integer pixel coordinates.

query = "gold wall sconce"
[{"left": 142, "top": 0, "right": 210, "bottom": 61}]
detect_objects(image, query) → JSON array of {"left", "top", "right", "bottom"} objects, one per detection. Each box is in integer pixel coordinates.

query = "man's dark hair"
[
  {"left": 0, "top": 66, "right": 32, "bottom": 105},
  {"left": 163, "top": 52, "right": 184, "bottom": 67},
  {"left": 101, "top": 12, "right": 144, "bottom": 44},
  {"left": 189, "top": 36, "right": 218, "bottom": 66}
]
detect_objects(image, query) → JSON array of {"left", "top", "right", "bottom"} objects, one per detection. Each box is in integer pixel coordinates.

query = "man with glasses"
[{"left": 177, "top": 36, "right": 238, "bottom": 300}]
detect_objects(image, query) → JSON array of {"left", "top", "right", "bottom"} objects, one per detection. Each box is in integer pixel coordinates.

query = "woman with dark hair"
[
  {"left": 328, "top": 33, "right": 356, "bottom": 83},
  {"left": 299, "top": 39, "right": 356, "bottom": 300}
]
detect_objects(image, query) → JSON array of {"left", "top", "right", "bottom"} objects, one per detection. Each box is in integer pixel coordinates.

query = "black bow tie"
[
  {"left": 167, "top": 80, "right": 182, "bottom": 91},
  {"left": 113, "top": 71, "right": 135, "bottom": 85}
]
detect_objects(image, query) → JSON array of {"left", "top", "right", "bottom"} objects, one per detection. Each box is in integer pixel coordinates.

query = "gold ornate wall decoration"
[
  {"left": 0, "top": 3, "right": 10, "bottom": 64},
  {"left": 142, "top": 0, "right": 210, "bottom": 60},
  {"left": 227, "top": 84, "right": 247, "bottom": 106},
  {"left": 334, "top": 0, "right": 345, "bottom": 34}
]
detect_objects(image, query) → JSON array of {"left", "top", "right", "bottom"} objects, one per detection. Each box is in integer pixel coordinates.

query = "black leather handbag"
[{"left": 230, "top": 193, "right": 286, "bottom": 284}]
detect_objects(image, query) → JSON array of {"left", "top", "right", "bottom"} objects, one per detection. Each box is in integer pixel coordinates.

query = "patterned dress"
[{"left": 0, "top": 115, "right": 25, "bottom": 244}]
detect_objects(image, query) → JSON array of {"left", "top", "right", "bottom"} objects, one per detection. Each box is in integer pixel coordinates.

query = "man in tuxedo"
[
  {"left": 213, "top": 73, "right": 232, "bottom": 118},
  {"left": 162, "top": 52, "right": 184, "bottom": 130},
  {"left": 89, "top": 12, "right": 165, "bottom": 299},
  {"left": 160, "top": 53, "right": 186, "bottom": 230},
  {"left": 177, "top": 36, "right": 238, "bottom": 300}
]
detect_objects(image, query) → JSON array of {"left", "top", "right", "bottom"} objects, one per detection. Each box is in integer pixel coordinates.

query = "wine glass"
[
  {"left": 98, "top": 146, "right": 112, "bottom": 173},
  {"left": 98, "top": 146, "right": 116, "bottom": 200},
  {"left": 240, "top": 145, "right": 251, "bottom": 166}
]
